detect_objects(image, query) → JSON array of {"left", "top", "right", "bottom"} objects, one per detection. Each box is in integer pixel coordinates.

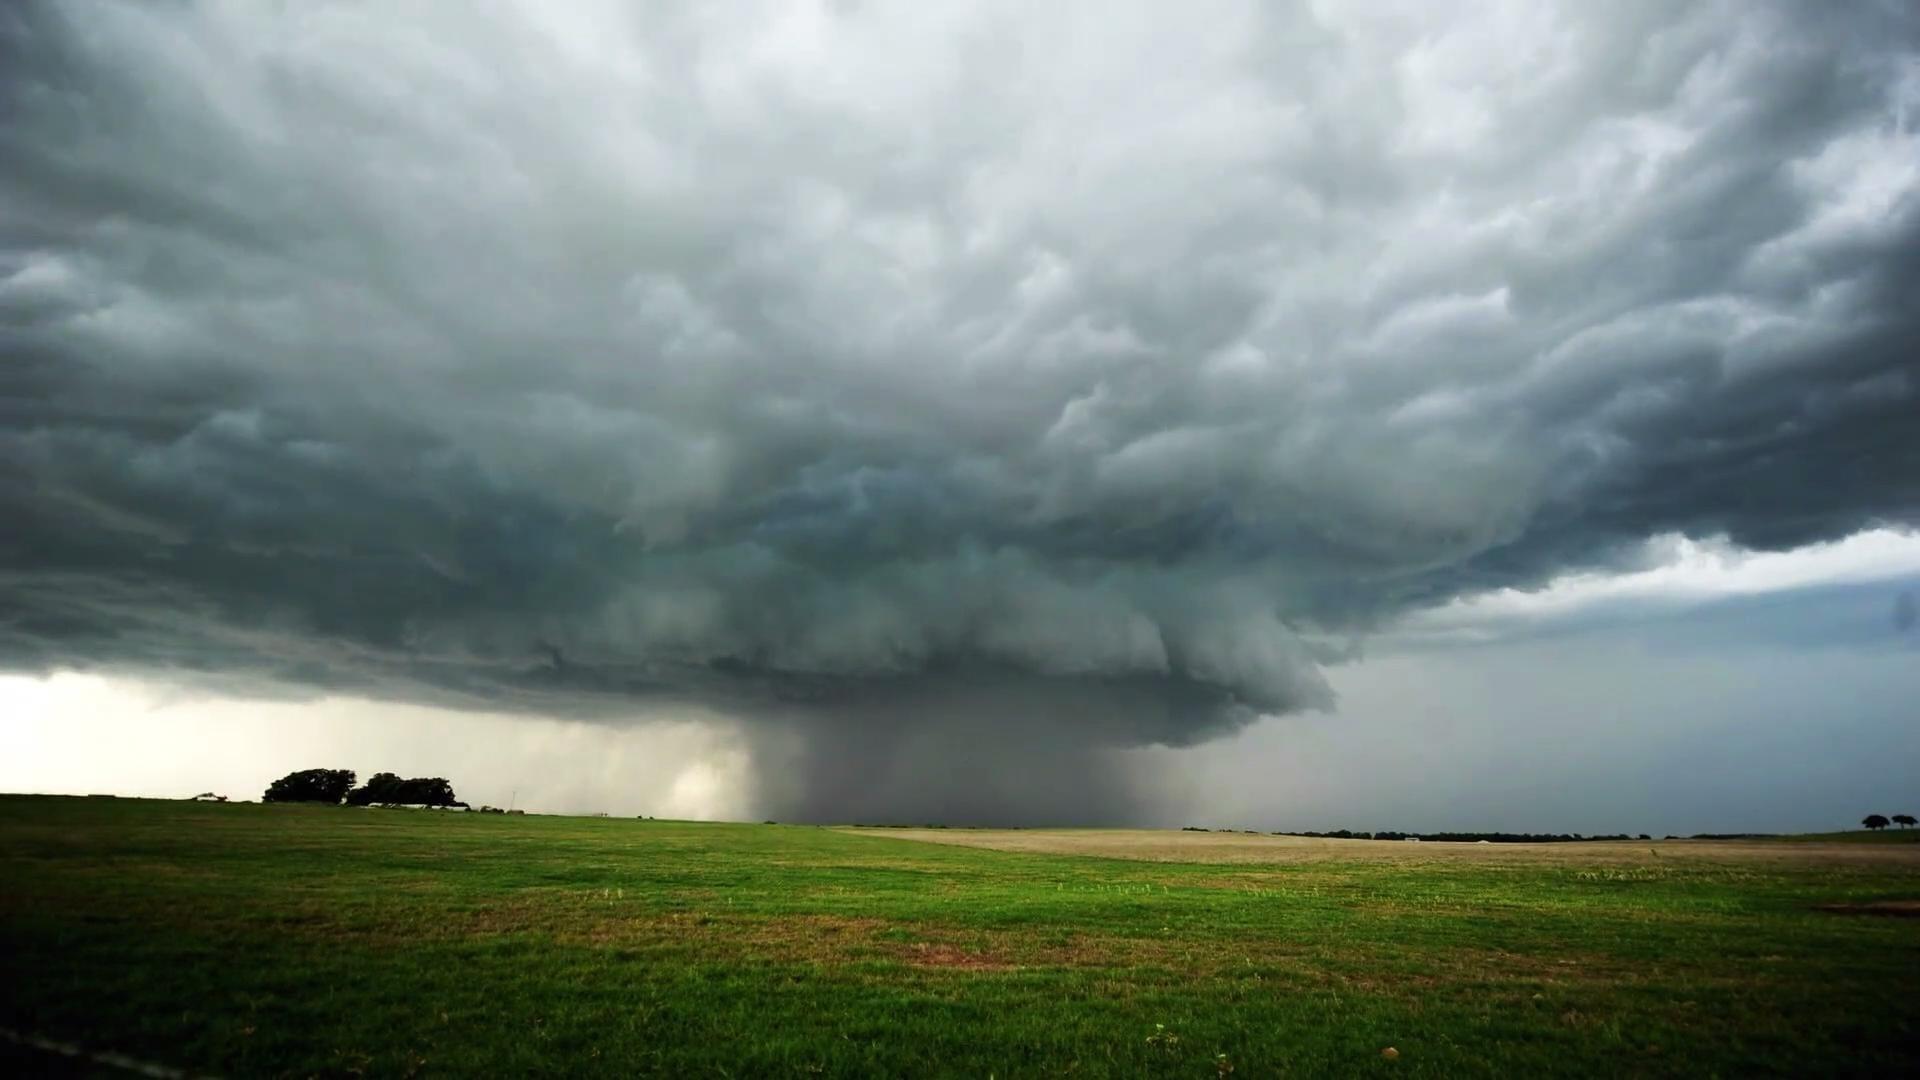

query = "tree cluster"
[
  {"left": 1863, "top": 814, "right": 1915, "bottom": 830},
  {"left": 261, "top": 768, "right": 464, "bottom": 808},
  {"left": 344, "top": 772, "right": 464, "bottom": 808},
  {"left": 262, "top": 768, "right": 357, "bottom": 805}
]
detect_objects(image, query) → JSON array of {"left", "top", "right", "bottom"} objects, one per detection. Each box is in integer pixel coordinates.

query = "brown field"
[{"left": 846, "top": 826, "right": 1920, "bottom": 866}]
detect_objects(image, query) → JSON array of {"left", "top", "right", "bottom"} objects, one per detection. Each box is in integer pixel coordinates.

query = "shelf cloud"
[{"left": 3, "top": 1, "right": 1916, "bottom": 821}]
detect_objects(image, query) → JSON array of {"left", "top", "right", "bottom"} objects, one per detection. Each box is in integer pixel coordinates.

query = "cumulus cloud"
[{"left": 3, "top": 1, "right": 1917, "bottom": 820}]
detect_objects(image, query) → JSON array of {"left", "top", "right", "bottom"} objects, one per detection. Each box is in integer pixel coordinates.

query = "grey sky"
[{"left": 2, "top": 1, "right": 1917, "bottom": 826}]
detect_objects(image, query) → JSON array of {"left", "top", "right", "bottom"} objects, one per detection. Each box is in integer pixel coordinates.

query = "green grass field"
[{"left": 3, "top": 795, "right": 1917, "bottom": 1077}]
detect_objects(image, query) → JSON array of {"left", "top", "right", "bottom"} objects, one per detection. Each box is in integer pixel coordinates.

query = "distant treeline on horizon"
[
  {"left": 843, "top": 824, "right": 1690, "bottom": 842},
  {"left": 1226, "top": 828, "right": 1664, "bottom": 843}
]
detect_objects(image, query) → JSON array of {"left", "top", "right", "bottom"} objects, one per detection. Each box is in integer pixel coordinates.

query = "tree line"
[
  {"left": 1862, "top": 814, "right": 1916, "bottom": 830},
  {"left": 1253, "top": 829, "right": 1652, "bottom": 843},
  {"left": 262, "top": 768, "right": 465, "bottom": 808}
]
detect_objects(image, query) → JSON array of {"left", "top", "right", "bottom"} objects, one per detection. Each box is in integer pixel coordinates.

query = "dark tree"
[
  {"left": 1862, "top": 814, "right": 1891, "bottom": 831},
  {"left": 346, "top": 773, "right": 462, "bottom": 807},
  {"left": 395, "top": 776, "right": 461, "bottom": 807},
  {"left": 262, "top": 768, "right": 356, "bottom": 804},
  {"left": 345, "top": 772, "right": 402, "bottom": 806},
  {"left": 1894, "top": 814, "right": 1917, "bottom": 829}
]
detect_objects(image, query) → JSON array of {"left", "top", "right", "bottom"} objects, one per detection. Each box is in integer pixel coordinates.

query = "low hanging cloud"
[
  {"left": 1396, "top": 528, "right": 1920, "bottom": 646},
  {"left": 3, "top": 1, "right": 1917, "bottom": 821}
]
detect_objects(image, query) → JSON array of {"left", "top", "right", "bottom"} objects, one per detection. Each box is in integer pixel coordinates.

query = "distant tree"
[
  {"left": 262, "top": 769, "right": 356, "bottom": 805},
  {"left": 346, "top": 773, "right": 462, "bottom": 807},
  {"left": 1893, "top": 814, "right": 1917, "bottom": 829},
  {"left": 345, "top": 772, "right": 401, "bottom": 806},
  {"left": 1862, "top": 814, "right": 1891, "bottom": 831},
  {"left": 397, "top": 776, "right": 460, "bottom": 807}
]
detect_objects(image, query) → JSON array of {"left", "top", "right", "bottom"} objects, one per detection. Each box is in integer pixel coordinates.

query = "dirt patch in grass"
[
  {"left": 1812, "top": 900, "right": 1920, "bottom": 918},
  {"left": 894, "top": 942, "right": 1016, "bottom": 970},
  {"left": 460, "top": 903, "right": 894, "bottom": 953},
  {"left": 3, "top": 882, "right": 1670, "bottom": 992}
]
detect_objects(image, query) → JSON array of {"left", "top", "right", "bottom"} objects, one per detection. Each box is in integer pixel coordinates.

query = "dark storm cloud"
[{"left": 3, "top": 1, "right": 1918, "bottom": 819}]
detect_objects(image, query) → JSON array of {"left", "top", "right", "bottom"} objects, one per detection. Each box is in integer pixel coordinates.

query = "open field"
[
  {"left": 847, "top": 826, "right": 1920, "bottom": 866},
  {"left": 3, "top": 796, "right": 1918, "bottom": 1077}
]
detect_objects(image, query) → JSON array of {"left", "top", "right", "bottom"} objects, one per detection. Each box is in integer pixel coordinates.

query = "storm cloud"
[{"left": 3, "top": 1, "right": 1917, "bottom": 821}]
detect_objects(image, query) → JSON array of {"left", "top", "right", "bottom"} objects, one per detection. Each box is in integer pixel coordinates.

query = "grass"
[
  {"left": 2, "top": 795, "right": 1917, "bottom": 1077},
  {"left": 1777, "top": 828, "right": 1920, "bottom": 844}
]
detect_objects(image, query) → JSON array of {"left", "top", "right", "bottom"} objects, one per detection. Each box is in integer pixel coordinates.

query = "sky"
[{"left": 2, "top": 1, "right": 1917, "bottom": 832}]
